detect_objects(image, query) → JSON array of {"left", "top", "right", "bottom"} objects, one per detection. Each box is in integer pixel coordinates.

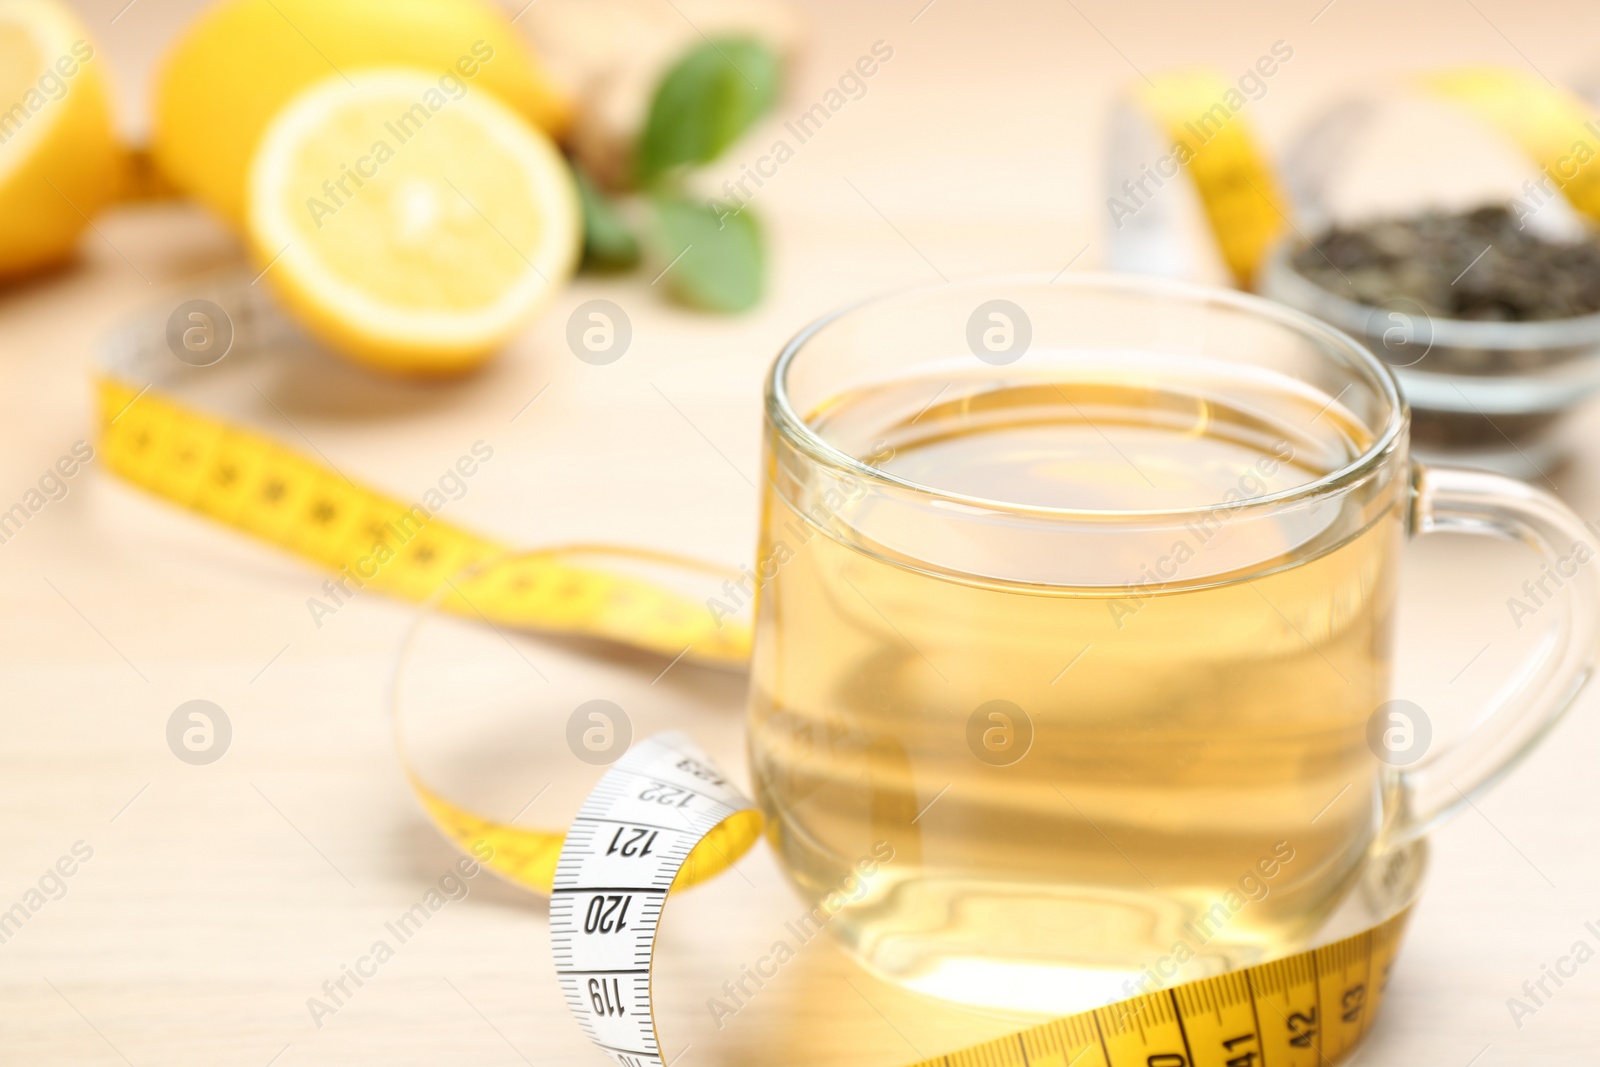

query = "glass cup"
[{"left": 747, "top": 274, "right": 1600, "bottom": 1013}]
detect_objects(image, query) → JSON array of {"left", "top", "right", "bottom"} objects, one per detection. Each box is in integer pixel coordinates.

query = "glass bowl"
[{"left": 1257, "top": 238, "right": 1600, "bottom": 478}]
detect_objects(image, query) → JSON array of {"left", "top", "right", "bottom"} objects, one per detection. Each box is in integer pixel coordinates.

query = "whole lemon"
[{"left": 152, "top": 0, "right": 570, "bottom": 226}]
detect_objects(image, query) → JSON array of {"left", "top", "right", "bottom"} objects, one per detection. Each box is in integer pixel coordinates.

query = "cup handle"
[{"left": 1389, "top": 463, "right": 1600, "bottom": 845}]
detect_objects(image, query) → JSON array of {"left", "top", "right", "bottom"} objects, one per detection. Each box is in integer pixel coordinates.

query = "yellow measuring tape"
[
  {"left": 1420, "top": 66, "right": 1600, "bottom": 220},
  {"left": 96, "top": 280, "right": 1422, "bottom": 1066},
  {"left": 96, "top": 279, "right": 748, "bottom": 895},
  {"left": 910, "top": 909, "right": 1414, "bottom": 1067},
  {"left": 1131, "top": 68, "right": 1293, "bottom": 287},
  {"left": 1135, "top": 65, "right": 1600, "bottom": 285}
]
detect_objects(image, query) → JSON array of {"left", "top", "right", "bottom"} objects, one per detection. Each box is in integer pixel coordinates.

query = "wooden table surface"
[{"left": 5, "top": 0, "right": 1600, "bottom": 1063}]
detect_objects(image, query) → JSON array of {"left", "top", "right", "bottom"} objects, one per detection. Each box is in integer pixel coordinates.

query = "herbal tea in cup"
[{"left": 748, "top": 276, "right": 1600, "bottom": 1012}]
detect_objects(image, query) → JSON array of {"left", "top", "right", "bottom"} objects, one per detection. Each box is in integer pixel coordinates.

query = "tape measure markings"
[
  {"left": 552, "top": 733, "right": 755, "bottom": 1067},
  {"left": 549, "top": 733, "right": 1415, "bottom": 1067},
  {"left": 95, "top": 375, "right": 751, "bottom": 670}
]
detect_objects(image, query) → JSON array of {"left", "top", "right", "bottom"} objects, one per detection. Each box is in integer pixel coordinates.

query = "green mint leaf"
[
  {"left": 574, "top": 164, "right": 640, "bottom": 271},
  {"left": 652, "top": 195, "right": 763, "bottom": 313},
  {"left": 635, "top": 38, "right": 780, "bottom": 186}
]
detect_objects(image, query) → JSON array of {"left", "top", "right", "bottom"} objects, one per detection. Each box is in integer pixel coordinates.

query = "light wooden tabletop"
[{"left": 6, "top": 0, "right": 1600, "bottom": 1063}]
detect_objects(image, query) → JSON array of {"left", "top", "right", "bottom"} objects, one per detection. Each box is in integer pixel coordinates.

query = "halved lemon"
[
  {"left": 0, "top": 0, "right": 120, "bottom": 280},
  {"left": 152, "top": 0, "right": 570, "bottom": 227},
  {"left": 248, "top": 69, "right": 581, "bottom": 375}
]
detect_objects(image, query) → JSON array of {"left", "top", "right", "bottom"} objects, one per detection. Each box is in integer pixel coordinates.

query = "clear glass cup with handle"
[{"left": 747, "top": 274, "right": 1600, "bottom": 1013}]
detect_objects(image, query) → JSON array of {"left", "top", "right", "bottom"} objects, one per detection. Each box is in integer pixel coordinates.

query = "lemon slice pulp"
[{"left": 249, "top": 69, "right": 580, "bottom": 374}]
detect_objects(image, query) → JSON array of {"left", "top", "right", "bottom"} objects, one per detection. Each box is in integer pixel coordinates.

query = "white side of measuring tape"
[
  {"left": 550, "top": 733, "right": 753, "bottom": 1067},
  {"left": 1104, "top": 98, "right": 1209, "bottom": 280}
]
